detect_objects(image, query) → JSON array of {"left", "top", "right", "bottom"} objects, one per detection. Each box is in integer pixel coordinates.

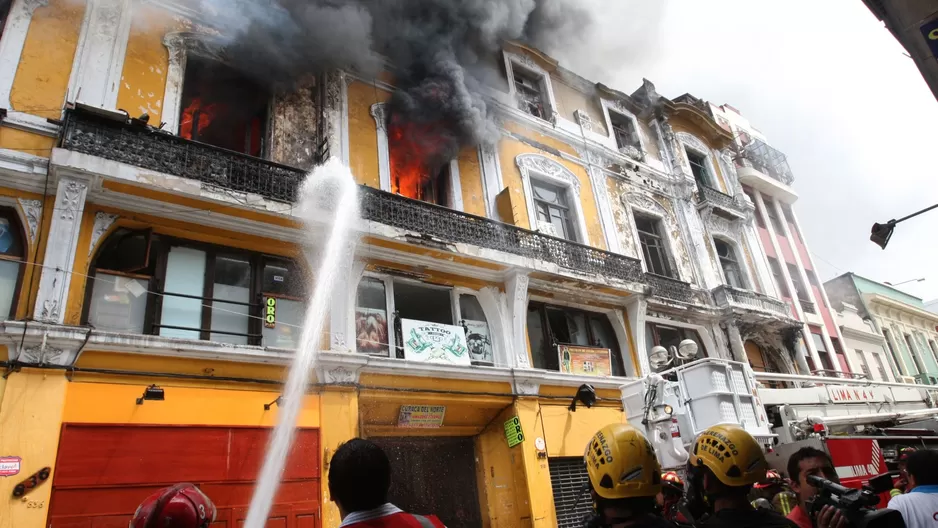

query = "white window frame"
[
  {"left": 644, "top": 316, "right": 717, "bottom": 361},
  {"left": 600, "top": 99, "right": 645, "bottom": 154},
  {"left": 516, "top": 153, "right": 589, "bottom": 244},
  {"left": 676, "top": 131, "right": 722, "bottom": 191},
  {"left": 353, "top": 272, "right": 502, "bottom": 365},
  {"left": 503, "top": 51, "right": 558, "bottom": 123},
  {"left": 627, "top": 195, "right": 680, "bottom": 279},
  {"left": 370, "top": 102, "right": 464, "bottom": 211},
  {"left": 711, "top": 236, "right": 752, "bottom": 290}
]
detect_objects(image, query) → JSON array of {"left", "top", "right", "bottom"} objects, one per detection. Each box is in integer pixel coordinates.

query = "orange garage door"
[{"left": 48, "top": 424, "right": 320, "bottom": 528}]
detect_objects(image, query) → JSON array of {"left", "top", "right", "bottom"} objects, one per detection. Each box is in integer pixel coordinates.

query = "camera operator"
[
  {"left": 785, "top": 447, "right": 847, "bottom": 528},
  {"left": 887, "top": 449, "right": 938, "bottom": 528}
]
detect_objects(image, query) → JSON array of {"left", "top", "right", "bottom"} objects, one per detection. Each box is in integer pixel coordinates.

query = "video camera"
[{"left": 805, "top": 474, "right": 905, "bottom": 528}]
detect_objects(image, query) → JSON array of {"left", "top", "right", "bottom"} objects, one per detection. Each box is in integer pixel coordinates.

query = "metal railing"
[
  {"left": 712, "top": 285, "right": 791, "bottom": 318},
  {"left": 644, "top": 273, "right": 693, "bottom": 303},
  {"left": 60, "top": 107, "right": 307, "bottom": 203},
  {"left": 698, "top": 185, "right": 741, "bottom": 212},
  {"left": 736, "top": 137, "right": 795, "bottom": 185}
]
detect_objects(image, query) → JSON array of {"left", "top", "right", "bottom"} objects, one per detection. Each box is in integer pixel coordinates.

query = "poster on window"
[
  {"left": 402, "top": 319, "right": 471, "bottom": 366},
  {"left": 355, "top": 307, "right": 389, "bottom": 355},
  {"left": 463, "top": 319, "right": 493, "bottom": 365},
  {"left": 558, "top": 345, "right": 612, "bottom": 377}
]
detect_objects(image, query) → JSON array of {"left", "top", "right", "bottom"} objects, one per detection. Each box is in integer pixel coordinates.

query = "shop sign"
[
  {"left": 826, "top": 385, "right": 886, "bottom": 403},
  {"left": 264, "top": 297, "right": 277, "bottom": 328},
  {"left": 356, "top": 307, "right": 389, "bottom": 355},
  {"left": 920, "top": 18, "right": 938, "bottom": 58},
  {"left": 398, "top": 405, "right": 446, "bottom": 428},
  {"left": 464, "top": 319, "right": 493, "bottom": 365},
  {"left": 558, "top": 345, "right": 612, "bottom": 377},
  {"left": 504, "top": 416, "right": 525, "bottom": 448},
  {"left": 0, "top": 456, "right": 21, "bottom": 477},
  {"left": 402, "top": 319, "right": 470, "bottom": 365}
]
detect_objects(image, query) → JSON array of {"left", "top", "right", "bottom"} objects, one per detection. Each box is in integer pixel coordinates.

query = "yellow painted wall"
[
  {"left": 539, "top": 404, "right": 624, "bottom": 457},
  {"left": 551, "top": 78, "right": 608, "bottom": 137},
  {"left": 116, "top": 5, "right": 180, "bottom": 123},
  {"left": 347, "top": 81, "right": 389, "bottom": 188},
  {"left": 458, "top": 146, "right": 486, "bottom": 217},
  {"left": 497, "top": 136, "right": 606, "bottom": 250},
  {"left": 0, "top": 128, "right": 56, "bottom": 157},
  {"left": 513, "top": 399, "right": 555, "bottom": 528},
  {"left": 0, "top": 369, "right": 68, "bottom": 528},
  {"left": 10, "top": 0, "right": 85, "bottom": 118},
  {"left": 62, "top": 381, "right": 320, "bottom": 427},
  {"left": 476, "top": 405, "right": 533, "bottom": 528},
  {"left": 320, "top": 388, "right": 360, "bottom": 528},
  {"left": 75, "top": 351, "right": 288, "bottom": 381}
]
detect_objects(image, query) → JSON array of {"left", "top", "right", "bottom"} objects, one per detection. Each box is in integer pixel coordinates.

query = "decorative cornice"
[
  {"left": 89, "top": 211, "right": 119, "bottom": 256},
  {"left": 516, "top": 153, "right": 580, "bottom": 194}
]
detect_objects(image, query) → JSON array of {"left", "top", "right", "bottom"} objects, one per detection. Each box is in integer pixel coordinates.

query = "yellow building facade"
[{"left": 0, "top": 1, "right": 799, "bottom": 527}]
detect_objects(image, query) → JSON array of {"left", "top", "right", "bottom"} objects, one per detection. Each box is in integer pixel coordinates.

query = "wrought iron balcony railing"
[
  {"left": 60, "top": 107, "right": 306, "bottom": 203},
  {"left": 712, "top": 285, "right": 791, "bottom": 318},
  {"left": 736, "top": 137, "right": 795, "bottom": 185},
  {"left": 697, "top": 185, "right": 742, "bottom": 213},
  {"left": 644, "top": 273, "right": 693, "bottom": 304}
]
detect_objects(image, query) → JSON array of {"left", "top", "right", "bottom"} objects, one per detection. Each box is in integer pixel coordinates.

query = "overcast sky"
[{"left": 556, "top": 0, "right": 938, "bottom": 303}]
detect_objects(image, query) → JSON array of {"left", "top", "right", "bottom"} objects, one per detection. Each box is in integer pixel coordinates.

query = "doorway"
[{"left": 370, "top": 436, "right": 482, "bottom": 528}]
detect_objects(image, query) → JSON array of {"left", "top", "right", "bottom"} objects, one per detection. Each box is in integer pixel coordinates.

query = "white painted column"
[
  {"left": 321, "top": 70, "right": 350, "bottom": 166},
  {"left": 625, "top": 296, "right": 649, "bottom": 377},
  {"left": 724, "top": 321, "right": 746, "bottom": 363},
  {"left": 65, "top": 0, "right": 133, "bottom": 109},
  {"left": 329, "top": 244, "right": 364, "bottom": 353},
  {"left": 478, "top": 143, "right": 503, "bottom": 220},
  {"left": 476, "top": 286, "right": 512, "bottom": 368},
  {"left": 370, "top": 102, "right": 390, "bottom": 192},
  {"left": 587, "top": 163, "right": 622, "bottom": 253},
  {"left": 505, "top": 272, "right": 531, "bottom": 369},
  {"left": 33, "top": 175, "right": 91, "bottom": 323},
  {"left": 160, "top": 33, "right": 188, "bottom": 134},
  {"left": 0, "top": 0, "right": 49, "bottom": 110}
]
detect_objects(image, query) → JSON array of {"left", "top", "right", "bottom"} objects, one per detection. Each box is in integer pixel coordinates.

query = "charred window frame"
[
  {"left": 83, "top": 230, "right": 305, "bottom": 348},
  {"left": 526, "top": 301, "right": 625, "bottom": 376},
  {"left": 634, "top": 213, "right": 673, "bottom": 278},
  {"left": 177, "top": 55, "right": 272, "bottom": 158},
  {"left": 610, "top": 111, "right": 640, "bottom": 151},
  {"left": 645, "top": 321, "right": 705, "bottom": 368},
  {"left": 685, "top": 148, "right": 713, "bottom": 189},
  {"left": 504, "top": 52, "right": 557, "bottom": 123},
  {"left": 0, "top": 207, "right": 26, "bottom": 321}
]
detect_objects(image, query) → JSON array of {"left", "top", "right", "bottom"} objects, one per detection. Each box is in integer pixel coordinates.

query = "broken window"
[
  {"left": 714, "top": 238, "right": 744, "bottom": 289},
  {"left": 513, "top": 68, "right": 547, "bottom": 119},
  {"left": 527, "top": 302, "right": 625, "bottom": 376},
  {"left": 686, "top": 149, "right": 712, "bottom": 188},
  {"left": 532, "top": 179, "right": 577, "bottom": 241},
  {"left": 646, "top": 322, "right": 704, "bottom": 368},
  {"left": 610, "top": 112, "right": 640, "bottom": 151},
  {"left": 179, "top": 56, "right": 269, "bottom": 157},
  {"left": 635, "top": 214, "right": 672, "bottom": 277},
  {"left": 403, "top": 163, "right": 453, "bottom": 207}
]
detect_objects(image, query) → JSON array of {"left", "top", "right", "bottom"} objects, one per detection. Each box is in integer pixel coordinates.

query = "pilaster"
[
  {"left": 505, "top": 272, "right": 530, "bottom": 369},
  {"left": 65, "top": 0, "right": 133, "bottom": 109}
]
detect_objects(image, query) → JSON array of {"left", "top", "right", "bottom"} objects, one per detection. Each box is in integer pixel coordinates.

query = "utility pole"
[{"left": 870, "top": 203, "right": 938, "bottom": 249}]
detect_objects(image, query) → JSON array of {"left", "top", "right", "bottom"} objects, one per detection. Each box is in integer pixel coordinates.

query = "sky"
[{"left": 554, "top": 0, "right": 938, "bottom": 303}]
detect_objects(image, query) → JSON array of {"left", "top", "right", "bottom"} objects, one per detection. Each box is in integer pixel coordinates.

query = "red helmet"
[
  {"left": 754, "top": 470, "right": 782, "bottom": 489},
  {"left": 130, "top": 483, "right": 216, "bottom": 528},
  {"left": 898, "top": 447, "right": 916, "bottom": 463},
  {"left": 661, "top": 471, "right": 684, "bottom": 491}
]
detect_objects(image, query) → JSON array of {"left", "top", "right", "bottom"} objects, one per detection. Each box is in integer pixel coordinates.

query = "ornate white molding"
[
  {"left": 0, "top": 0, "right": 50, "bottom": 109},
  {"left": 65, "top": 0, "right": 133, "bottom": 109},
  {"left": 160, "top": 32, "right": 189, "bottom": 134},
  {"left": 33, "top": 176, "right": 89, "bottom": 323},
  {"left": 330, "top": 253, "right": 364, "bottom": 352},
  {"left": 315, "top": 351, "right": 367, "bottom": 385},
  {"left": 626, "top": 192, "right": 666, "bottom": 217},
  {"left": 505, "top": 272, "right": 530, "bottom": 369},
  {"left": 89, "top": 211, "right": 118, "bottom": 256},
  {"left": 16, "top": 198, "right": 42, "bottom": 244},
  {"left": 574, "top": 109, "right": 592, "bottom": 131},
  {"left": 478, "top": 143, "right": 503, "bottom": 219},
  {"left": 370, "top": 102, "right": 391, "bottom": 192},
  {"left": 588, "top": 167, "right": 621, "bottom": 254},
  {"left": 600, "top": 98, "right": 647, "bottom": 160},
  {"left": 502, "top": 51, "right": 559, "bottom": 124},
  {"left": 516, "top": 153, "right": 591, "bottom": 243},
  {"left": 513, "top": 375, "right": 540, "bottom": 396}
]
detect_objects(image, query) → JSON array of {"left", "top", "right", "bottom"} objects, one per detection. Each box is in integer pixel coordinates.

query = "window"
[
  {"left": 0, "top": 0, "right": 13, "bottom": 40},
  {"left": 743, "top": 187, "right": 766, "bottom": 229},
  {"left": 513, "top": 68, "right": 547, "bottom": 119},
  {"left": 610, "top": 112, "right": 640, "bottom": 151},
  {"left": 767, "top": 257, "right": 790, "bottom": 297},
  {"left": 783, "top": 205, "right": 796, "bottom": 225},
  {"left": 85, "top": 230, "right": 306, "bottom": 348},
  {"left": 714, "top": 239, "right": 744, "bottom": 289},
  {"left": 635, "top": 214, "right": 672, "bottom": 277},
  {"left": 765, "top": 200, "right": 786, "bottom": 234},
  {"left": 532, "top": 180, "right": 577, "bottom": 241},
  {"left": 873, "top": 352, "right": 889, "bottom": 381},
  {"left": 811, "top": 332, "right": 834, "bottom": 374},
  {"left": 686, "top": 149, "right": 711, "bottom": 188},
  {"left": 527, "top": 302, "right": 625, "bottom": 376},
  {"left": 354, "top": 277, "right": 493, "bottom": 364},
  {"left": 882, "top": 328, "right": 905, "bottom": 376},
  {"left": 857, "top": 350, "right": 872, "bottom": 379},
  {"left": 787, "top": 264, "right": 810, "bottom": 301},
  {"left": 904, "top": 334, "right": 926, "bottom": 375},
  {"left": 646, "top": 322, "right": 704, "bottom": 369},
  {"left": 0, "top": 208, "right": 26, "bottom": 320},
  {"left": 179, "top": 56, "right": 269, "bottom": 156}
]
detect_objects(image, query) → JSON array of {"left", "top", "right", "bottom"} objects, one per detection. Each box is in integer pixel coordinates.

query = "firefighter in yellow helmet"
[
  {"left": 583, "top": 423, "right": 675, "bottom": 528},
  {"left": 684, "top": 424, "right": 798, "bottom": 528}
]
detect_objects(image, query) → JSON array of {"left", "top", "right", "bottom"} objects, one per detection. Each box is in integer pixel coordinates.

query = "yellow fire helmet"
[
  {"left": 688, "top": 424, "right": 767, "bottom": 487},
  {"left": 585, "top": 423, "right": 662, "bottom": 500}
]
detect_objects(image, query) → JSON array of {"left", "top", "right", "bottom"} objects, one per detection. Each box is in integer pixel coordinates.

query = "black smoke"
[{"left": 199, "top": 0, "right": 590, "bottom": 165}]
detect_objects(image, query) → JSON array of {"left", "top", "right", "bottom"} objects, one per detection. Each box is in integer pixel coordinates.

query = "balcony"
[
  {"left": 60, "top": 106, "right": 306, "bottom": 203},
  {"left": 697, "top": 185, "right": 745, "bottom": 216},
  {"left": 59, "top": 107, "right": 648, "bottom": 286},
  {"left": 736, "top": 137, "right": 794, "bottom": 185},
  {"left": 799, "top": 298, "right": 816, "bottom": 315},
  {"left": 712, "top": 285, "right": 792, "bottom": 319},
  {"left": 644, "top": 273, "right": 694, "bottom": 304}
]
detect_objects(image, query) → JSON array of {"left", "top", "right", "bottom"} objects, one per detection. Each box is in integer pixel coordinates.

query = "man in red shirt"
[
  {"left": 329, "top": 438, "right": 446, "bottom": 528},
  {"left": 785, "top": 447, "right": 847, "bottom": 528}
]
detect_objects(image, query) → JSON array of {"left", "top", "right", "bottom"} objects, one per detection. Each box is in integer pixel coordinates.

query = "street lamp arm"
[
  {"left": 871, "top": 202, "right": 938, "bottom": 249},
  {"left": 893, "top": 202, "right": 938, "bottom": 224}
]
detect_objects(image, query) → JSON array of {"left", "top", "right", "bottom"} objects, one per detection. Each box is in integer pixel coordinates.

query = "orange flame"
[
  {"left": 388, "top": 114, "right": 452, "bottom": 201},
  {"left": 179, "top": 97, "right": 221, "bottom": 141}
]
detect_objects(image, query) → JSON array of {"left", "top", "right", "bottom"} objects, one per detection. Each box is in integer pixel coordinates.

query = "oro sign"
[{"left": 504, "top": 416, "right": 524, "bottom": 448}]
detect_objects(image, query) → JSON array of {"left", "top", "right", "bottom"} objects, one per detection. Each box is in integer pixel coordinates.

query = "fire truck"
[{"left": 621, "top": 358, "right": 938, "bottom": 492}]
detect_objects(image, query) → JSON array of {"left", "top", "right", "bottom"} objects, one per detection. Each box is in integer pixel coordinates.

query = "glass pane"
[
  {"left": 88, "top": 272, "right": 147, "bottom": 333},
  {"left": 160, "top": 246, "right": 206, "bottom": 340},
  {"left": 527, "top": 306, "right": 547, "bottom": 370},
  {"left": 589, "top": 315, "right": 623, "bottom": 376},
  {"left": 0, "top": 217, "right": 22, "bottom": 256},
  {"left": 0, "top": 259, "right": 19, "bottom": 319},
  {"left": 356, "top": 278, "right": 389, "bottom": 355},
  {"left": 811, "top": 333, "right": 827, "bottom": 353},
  {"left": 460, "top": 294, "right": 492, "bottom": 364},
  {"left": 263, "top": 259, "right": 303, "bottom": 297},
  {"left": 263, "top": 297, "right": 304, "bottom": 349},
  {"left": 394, "top": 281, "right": 453, "bottom": 325},
  {"left": 546, "top": 308, "right": 589, "bottom": 346},
  {"left": 211, "top": 254, "right": 251, "bottom": 345}
]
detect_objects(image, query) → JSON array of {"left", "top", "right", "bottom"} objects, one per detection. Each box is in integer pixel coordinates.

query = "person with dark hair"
[
  {"left": 887, "top": 449, "right": 938, "bottom": 528},
  {"left": 328, "top": 438, "right": 445, "bottom": 528},
  {"left": 684, "top": 424, "right": 798, "bottom": 528},
  {"left": 582, "top": 423, "right": 675, "bottom": 528},
  {"left": 785, "top": 447, "right": 846, "bottom": 528}
]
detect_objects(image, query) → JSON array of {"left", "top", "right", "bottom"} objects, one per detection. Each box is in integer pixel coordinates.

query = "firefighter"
[
  {"left": 750, "top": 470, "right": 796, "bottom": 515},
  {"left": 891, "top": 447, "right": 916, "bottom": 497},
  {"left": 684, "top": 424, "right": 798, "bottom": 528},
  {"left": 129, "top": 483, "right": 217, "bottom": 528},
  {"left": 583, "top": 423, "right": 675, "bottom": 528},
  {"left": 658, "top": 471, "right": 686, "bottom": 522}
]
